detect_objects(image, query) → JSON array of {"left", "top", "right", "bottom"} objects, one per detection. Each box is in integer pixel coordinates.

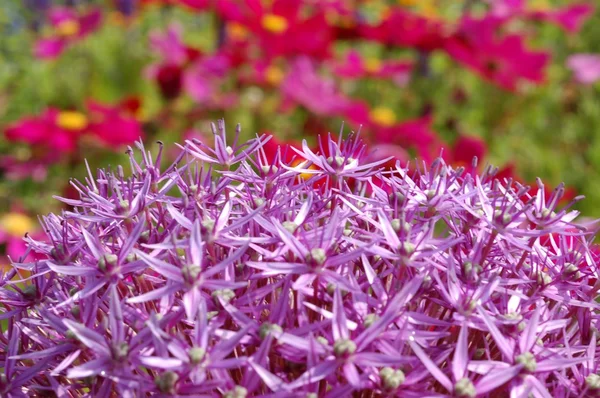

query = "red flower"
[
  {"left": 358, "top": 9, "right": 448, "bottom": 52},
  {"left": 146, "top": 24, "right": 203, "bottom": 100},
  {"left": 333, "top": 50, "right": 413, "bottom": 84},
  {"left": 447, "top": 135, "right": 487, "bottom": 172},
  {"left": 87, "top": 100, "right": 144, "bottom": 147},
  {"left": 528, "top": 3, "right": 594, "bottom": 33},
  {"left": 445, "top": 16, "right": 550, "bottom": 91},
  {"left": 4, "top": 108, "right": 88, "bottom": 153},
  {"left": 345, "top": 101, "right": 442, "bottom": 162},
  {"left": 260, "top": 134, "right": 303, "bottom": 165},
  {"left": 35, "top": 7, "right": 102, "bottom": 59},
  {"left": 217, "top": 0, "right": 333, "bottom": 60},
  {"left": 172, "top": 0, "right": 211, "bottom": 11},
  {"left": 281, "top": 58, "right": 352, "bottom": 117}
]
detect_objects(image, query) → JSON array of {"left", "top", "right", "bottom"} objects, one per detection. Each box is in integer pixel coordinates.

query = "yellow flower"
[
  {"left": 292, "top": 160, "right": 318, "bottom": 180},
  {"left": 364, "top": 58, "right": 382, "bottom": 73},
  {"left": 529, "top": 0, "right": 550, "bottom": 11},
  {"left": 57, "top": 111, "right": 88, "bottom": 131},
  {"left": 227, "top": 22, "right": 249, "bottom": 41},
  {"left": 397, "top": 0, "right": 419, "bottom": 6},
  {"left": 398, "top": 0, "right": 439, "bottom": 18},
  {"left": 369, "top": 107, "right": 396, "bottom": 127},
  {"left": 261, "top": 14, "right": 289, "bottom": 34},
  {"left": 265, "top": 65, "right": 285, "bottom": 85},
  {"left": 56, "top": 20, "right": 80, "bottom": 37},
  {"left": 1, "top": 213, "right": 34, "bottom": 237}
]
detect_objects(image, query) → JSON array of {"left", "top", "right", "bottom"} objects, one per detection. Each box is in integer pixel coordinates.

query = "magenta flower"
[
  {"left": 345, "top": 101, "right": 442, "bottom": 162},
  {"left": 281, "top": 57, "right": 353, "bottom": 116},
  {"left": 445, "top": 16, "right": 550, "bottom": 91},
  {"left": 358, "top": 8, "right": 447, "bottom": 52},
  {"left": 146, "top": 24, "right": 231, "bottom": 104},
  {"left": 489, "top": 1, "right": 594, "bottom": 33},
  {"left": 567, "top": 54, "right": 600, "bottom": 84},
  {"left": 145, "top": 24, "right": 200, "bottom": 100},
  {"left": 528, "top": 3, "right": 595, "bottom": 33},
  {"left": 0, "top": 211, "right": 41, "bottom": 263},
  {"left": 217, "top": 0, "right": 334, "bottom": 60},
  {"left": 3, "top": 121, "right": 600, "bottom": 396},
  {"left": 87, "top": 100, "right": 145, "bottom": 147},
  {"left": 4, "top": 108, "right": 88, "bottom": 153},
  {"left": 35, "top": 7, "right": 102, "bottom": 59},
  {"left": 333, "top": 50, "right": 413, "bottom": 85}
]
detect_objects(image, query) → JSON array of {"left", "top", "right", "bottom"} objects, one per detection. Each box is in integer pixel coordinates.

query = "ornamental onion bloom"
[{"left": 3, "top": 121, "right": 600, "bottom": 396}]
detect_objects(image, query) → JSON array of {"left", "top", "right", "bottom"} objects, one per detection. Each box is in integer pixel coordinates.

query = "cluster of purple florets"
[{"left": 2, "top": 120, "right": 600, "bottom": 397}]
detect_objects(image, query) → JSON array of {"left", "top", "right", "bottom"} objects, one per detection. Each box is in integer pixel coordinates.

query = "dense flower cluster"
[
  {"left": 5, "top": 0, "right": 600, "bottom": 248},
  {"left": 2, "top": 123, "right": 599, "bottom": 396}
]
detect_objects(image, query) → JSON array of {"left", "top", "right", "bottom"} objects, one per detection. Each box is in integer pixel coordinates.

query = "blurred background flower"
[{"left": 1, "top": 0, "right": 600, "bottom": 263}]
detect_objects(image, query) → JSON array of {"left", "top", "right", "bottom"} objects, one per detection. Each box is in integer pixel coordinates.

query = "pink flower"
[
  {"left": 148, "top": 23, "right": 189, "bottom": 66},
  {"left": 444, "top": 134, "right": 488, "bottom": 174},
  {"left": 0, "top": 156, "right": 49, "bottom": 182},
  {"left": 238, "top": 60, "right": 287, "bottom": 87},
  {"left": 529, "top": 3, "right": 594, "bottom": 33},
  {"left": 35, "top": 7, "right": 102, "bottom": 59},
  {"left": 87, "top": 100, "right": 144, "bottom": 147},
  {"left": 358, "top": 9, "right": 447, "bottom": 52},
  {"left": 333, "top": 50, "right": 413, "bottom": 85},
  {"left": 217, "top": 0, "right": 333, "bottom": 60},
  {"left": 567, "top": 54, "right": 600, "bottom": 84},
  {"left": 445, "top": 17, "right": 550, "bottom": 91},
  {"left": 281, "top": 57, "right": 352, "bottom": 116},
  {"left": 183, "top": 54, "right": 231, "bottom": 104},
  {"left": 0, "top": 212, "right": 43, "bottom": 264},
  {"left": 172, "top": 0, "right": 211, "bottom": 11},
  {"left": 146, "top": 24, "right": 231, "bottom": 104},
  {"left": 4, "top": 108, "right": 88, "bottom": 153},
  {"left": 489, "top": 1, "right": 594, "bottom": 33},
  {"left": 345, "top": 101, "right": 442, "bottom": 162},
  {"left": 146, "top": 24, "right": 202, "bottom": 100}
]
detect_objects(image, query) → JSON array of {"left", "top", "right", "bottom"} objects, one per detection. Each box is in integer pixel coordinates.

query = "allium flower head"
[{"left": 3, "top": 120, "right": 600, "bottom": 396}]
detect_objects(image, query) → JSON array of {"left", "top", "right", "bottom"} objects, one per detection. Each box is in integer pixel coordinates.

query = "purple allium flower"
[{"left": 3, "top": 120, "right": 600, "bottom": 396}]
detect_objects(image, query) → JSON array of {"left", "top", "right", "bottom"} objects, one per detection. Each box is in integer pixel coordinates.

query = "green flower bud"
[
  {"left": 399, "top": 242, "right": 415, "bottom": 256},
  {"left": 188, "top": 347, "right": 206, "bottom": 364},
  {"left": 307, "top": 248, "right": 326, "bottom": 266},
  {"left": 211, "top": 289, "right": 235, "bottom": 305},
  {"left": 70, "top": 305, "right": 80, "bottom": 318},
  {"left": 282, "top": 221, "right": 298, "bottom": 233},
  {"left": 379, "top": 367, "right": 405, "bottom": 390},
  {"left": 516, "top": 352, "right": 537, "bottom": 372},
  {"left": 155, "top": 371, "right": 179, "bottom": 394},
  {"left": 454, "top": 378, "right": 476, "bottom": 397},
  {"left": 504, "top": 312, "right": 523, "bottom": 322},
  {"left": 259, "top": 323, "right": 283, "bottom": 339},
  {"left": 224, "top": 386, "right": 247, "bottom": 398},
  {"left": 425, "top": 190, "right": 436, "bottom": 200},
  {"left": 112, "top": 342, "right": 129, "bottom": 361},
  {"left": 201, "top": 218, "right": 215, "bottom": 231},
  {"left": 541, "top": 208, "right": 551, "bottom": 218},
  {"left": 364, "top": 313, "right": 379, "bottom": 328},
  {"left": 586, "top": 374, "right": 600, "bottom": 390},
  {"left": 493, "top": 209, "right": 511, "bottom": 226},
  {"left": 536, "top": 271, "right": 552, "bottom": 286},
  {"left": 98, "top": 254, "right": 118, "bottom": 272},
  {"left": 182, "top": 264, "right": 201, "bottom": 281},
  {"left": 333, "top": 339, "right": 356, "bottom": 357},
  {"left": 22, "top": 284, "right": 37, "bottom": 300}
]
